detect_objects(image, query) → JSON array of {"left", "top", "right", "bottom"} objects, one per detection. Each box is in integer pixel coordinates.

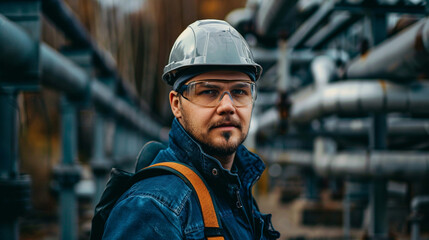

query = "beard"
[
  {"left": 199, "top": 131, "right": 247, "bottom": 157},
  {"left": 180, "top": 113, "right": 248, "bottom": 158}
]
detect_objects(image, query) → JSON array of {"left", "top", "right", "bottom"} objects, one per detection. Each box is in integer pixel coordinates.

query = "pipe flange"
[{"left": 52, "top": 164, "right": 82, "bottom": 188}]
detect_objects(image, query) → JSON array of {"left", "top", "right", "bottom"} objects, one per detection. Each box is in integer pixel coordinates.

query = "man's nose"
[{"left": 216, "top": 92, "right": 236, "bottom": 114}]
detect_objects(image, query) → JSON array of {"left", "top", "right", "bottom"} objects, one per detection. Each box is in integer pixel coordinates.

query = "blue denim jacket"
[{"left": 103, "top": 119, "right": 280, "bottom": 239}]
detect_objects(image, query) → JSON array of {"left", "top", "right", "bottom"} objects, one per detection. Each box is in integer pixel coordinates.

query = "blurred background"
[{"left": 1, "top": 0, "right": 429, "bottom": 239}]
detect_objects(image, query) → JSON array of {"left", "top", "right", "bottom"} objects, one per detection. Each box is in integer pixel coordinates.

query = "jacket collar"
[{"left": 165, "top": 118, "right": 265, "bottom": 190}]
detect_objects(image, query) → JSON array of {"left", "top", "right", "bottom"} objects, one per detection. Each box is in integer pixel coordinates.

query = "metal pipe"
[
  {"left": 268, "top": 136, "right": 429, "bottom": 180},
  {"left": 310, "top": 55, "right": 337, "bottom": 88},
  {"left": 251, "top": 47, "right": 349, "bottom": 70},
  {"left": 58, "top": 96, "right": 79, "bottom": 240},
  {"left": 0, "top": 90, "right": 18, "bottom": 178},
  {"left": 266, "top": 149, "right": 313, "bottom": 168},
  {"left": 41, "top": 0, "right": 140, "bottom": 106},
  {"left": 91, "top": 113, "right": 109, "bottom": 205},
  {"left": 271, "top": 149, "right": 429, "bottom": 180},
  {"left": 345, "top": 17, "right": 429, "bottom": 81},
  {"left": 255, "top": 0, "right": 298, "bottom": 36},
  {"left": 290, "top": 80, "right": 429, "bottom": 124},
  {"left": 41, "top": 0, "right": 114, "bottom": 78},
  {"left": 0, "top": 15, "right": 165, "bottom": 140},
  {"left": 41, "top": 44, "right": 89, "bottom": 97},
  {"left": 286, "top": 0, "right": 336, "bottom": 49},
  {"left": 0, "top": 89, "right": 19, "bottom": 240},
  {"left": 369, "top": 12, "right": 388, "bottom": 234},
  {"left": 324, "top": 117, "right": 429, "bottom": 137},
  {"left": 44, "top": 46, "right": 164, "bottom": 140},
  {"left": 411, "top": 196, "right": 429, "bottom": 240},
  {"left": 255, "top": 114, "right": 429, "bottom": 143},
  {"left": 315, "top": 151, "right": 429, "bottom": 180},
  {"left": 304, "top": 12, "right": 360, "bottom": 49},
  {"left": 41, "top": 0, "right": 91, "bottom": 48},
  {"left": 369, "top": 113, "right": 388, "bottom": 239},
  {"left": 0, "top": 14, "right": 38, "bottom": 75}
]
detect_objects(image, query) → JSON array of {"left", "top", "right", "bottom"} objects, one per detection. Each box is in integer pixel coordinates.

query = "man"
[{"left": 103, "top": 19, "right": 280, "bottom": 239}]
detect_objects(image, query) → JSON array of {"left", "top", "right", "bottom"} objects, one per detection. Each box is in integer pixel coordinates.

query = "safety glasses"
[{"left": 177, "top": 80, "right": 257, "bottom": 107}]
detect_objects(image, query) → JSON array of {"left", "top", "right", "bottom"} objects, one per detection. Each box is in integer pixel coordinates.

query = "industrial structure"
[
  {"left": 0, "top": 0, "right": 429, "bottom": 239},
  {"left": 230, "top": 0, "right": 429, "bottom": 239}
]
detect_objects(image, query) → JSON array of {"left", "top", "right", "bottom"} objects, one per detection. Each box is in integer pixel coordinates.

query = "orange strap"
[{"left": 146, "top": 162, "right": 224, "bottom": 240}]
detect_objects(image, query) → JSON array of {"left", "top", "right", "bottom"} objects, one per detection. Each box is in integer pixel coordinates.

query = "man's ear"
[{"left": 169, "top": 91, "right": 182, "bottom": 119}]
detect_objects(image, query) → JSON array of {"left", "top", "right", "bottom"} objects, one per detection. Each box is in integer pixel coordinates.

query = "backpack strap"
[{"left": 135, "top": 162, "right": 224, "bottom": 240}]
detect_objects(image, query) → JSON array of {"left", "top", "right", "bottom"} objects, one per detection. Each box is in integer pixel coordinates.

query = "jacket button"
[{"left": 212, "top": 168, "right": 218, "bottom": 176}]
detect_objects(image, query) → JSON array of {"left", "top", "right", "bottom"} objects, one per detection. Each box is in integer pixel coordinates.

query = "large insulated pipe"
[
  {"left": 304, "top": 12, "right": 360, "bottom": 49},
  {"left": 268, "top": 148, "right": 429, "bottom": 180},
  {"left": 324, "top": 118, "right": 429, "bottom": 137},
  {"left": 290, "top": 80, "right": 429, "bottom": 124},
  {"left": 315, "top": 151, "right": 429, "bottom": 180},
  {"left": 286, "top": 0, "right": 335, "bottom": 49},
  {"left": 0, "top": 15, "right": 165, "bottom": 141},
  {"left": 345, "top": 17, "right": 429, "bottom": 81},
  {"left": 256, "top": 0, "right": 298, "bottom": 36},
  {"left": 249, "top": 107, "right": 280, "bottom": 138},
  {"left": 263, "top": 149, "right": 313, "bottom": 168},
  {"left": 0, "top": 14, "right": 38, "bottom": 74}
]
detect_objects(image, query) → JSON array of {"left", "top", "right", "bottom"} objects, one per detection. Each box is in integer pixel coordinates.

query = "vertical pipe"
[
  {"left": 277, "top": 40, "right": 291, "bottom": 92},
  {"left": 59, "top": 96, "right": 78, "bottom": 240},
  {"left": 411, "top": 222, "right": 419, "bottom": 240},
  {"left": 92, "top": 113, "right": 107, "bottom": 204},
  {"left": 0, "top": 221, "right": 18, "bottom": 240},
  {"left": 410, "top": 196, "right": 429, "bottom": 240},
  {"left": 343, "top": 182, "right": 351, "bottom": 239},
  {"left": 0, "top": 89, "right": 19, "bottom": 178},
  {"left": 304, "top": 172, "right": 320, "bottom": 201},
  {"left": 113, "top": 123, "right": 122, "bottom": 166},
  {"left": 368, "top": 12, "right": 388, "bottom": 239},
  {"left": 60, "top": 188, "right": 77, "bottom": 240},
  {"left": 0, "top": 89, "right": 19, "bottom": 240}
]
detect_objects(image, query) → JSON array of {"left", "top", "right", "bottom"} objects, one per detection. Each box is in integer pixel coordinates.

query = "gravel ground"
[{"left": 256, "top": 187, "right": 365, "bottom": 240}]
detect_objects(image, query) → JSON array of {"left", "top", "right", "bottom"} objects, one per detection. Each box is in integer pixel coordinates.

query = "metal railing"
[
  {"left": 233, "top": 0, "right": 429, "bottom": 239},
  {"left": 0, "top": 1, "right": 166, "bottom": 240}
]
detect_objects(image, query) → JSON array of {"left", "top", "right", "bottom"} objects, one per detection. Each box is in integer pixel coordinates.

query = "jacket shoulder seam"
[{"left": 119, "top": 189, "right": 192, "bottom": 216}]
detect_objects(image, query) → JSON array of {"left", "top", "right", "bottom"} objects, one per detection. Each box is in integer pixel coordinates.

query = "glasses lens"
[{"left": 181, "top": 81, "right": 256, "bottom": 107}]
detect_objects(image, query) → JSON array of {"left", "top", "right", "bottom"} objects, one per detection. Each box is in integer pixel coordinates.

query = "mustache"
[{"left": 209, "top": 117, "right": 242, "bottom": 130}]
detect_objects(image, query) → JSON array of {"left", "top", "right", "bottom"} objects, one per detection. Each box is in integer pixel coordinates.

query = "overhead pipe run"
[
  {"left": 264, "top": 149, "right": 313, "bottom": 168},
  {"left": 314, "top": 151, "right": 429, "bottom": 180},
  {"left": 41, "top": 0, "right": 140, "bottom": 104},
  {"left": 304, "top": 12, "right": 360, "bottom": 49},
  {"left": 0, "top": 14, "right": 38, "bottom": 76},
  {"left": 286, "top": 0, "right": 336, "bottom": 49},
  {"left": 0, "top": 14, "right": 166, "bottom": 141},
  {"left": 266, "top": 144, "right": 429, "bottom": 180},
  {"left": 323, "top": 117, "right": 429, "bottom": 137},
  {"left": 255, "top": 0, "right": 299, "bottom": 36},
  {"left": 345, "top": 17, "right": 429, "bottom": 81},
  {"left": 42, "top": 44, "right": 165, "bottom": 141},
  {"left": 290, "top": 80, "right": 429, "bottom": 124}
]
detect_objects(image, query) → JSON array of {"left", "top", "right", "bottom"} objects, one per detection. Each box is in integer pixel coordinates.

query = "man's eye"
[
  {"left": 231, "top": 89, "right": 249, "bottom": 95},
  {"left": 198, "top": 90, "right": 219, "bottom": 96}
]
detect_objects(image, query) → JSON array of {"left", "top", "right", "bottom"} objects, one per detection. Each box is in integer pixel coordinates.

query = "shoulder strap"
[{"left": 135, "top": 162, "right": 224, "bottom": 240}]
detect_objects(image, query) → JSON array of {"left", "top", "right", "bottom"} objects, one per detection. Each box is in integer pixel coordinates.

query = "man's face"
[{"left": 170, "top": 71, "right": 253, "bottom": 157}]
